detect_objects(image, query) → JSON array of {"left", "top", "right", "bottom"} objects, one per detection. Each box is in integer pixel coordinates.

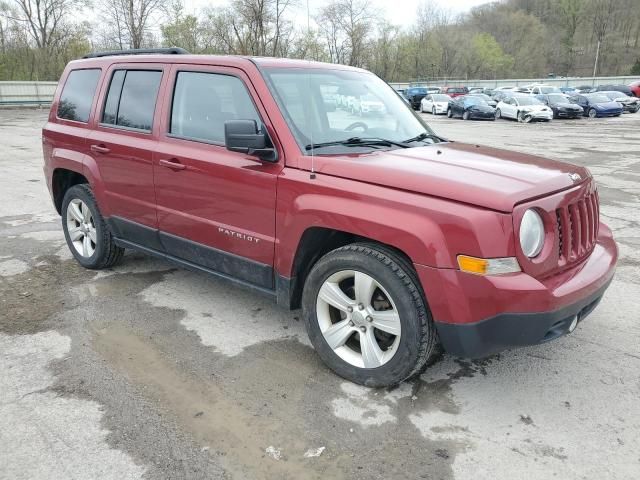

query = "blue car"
[{"left": 569, "top": 93, "right": 623, "bottom": 118}]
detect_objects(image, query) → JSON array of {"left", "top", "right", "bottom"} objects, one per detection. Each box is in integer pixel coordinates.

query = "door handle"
[
  {"left": 90, "top": 144, "right": 111, "bottom": 154},
  {"left": 159, "top": 158, "right": 186, "bottom": 171}
]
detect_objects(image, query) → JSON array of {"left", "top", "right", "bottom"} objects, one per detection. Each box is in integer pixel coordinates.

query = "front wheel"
[
  {"left": 447, "top": 108, "right": 453, "bottom": 118},
  {"left": 432, "top": 107, "right": 436, "bottom": 115},
  {"left": 588, "top": 108, "right": 597, "bottom": 118},
  {"left": 302, "top": 244, "right": 436, "bottom": 387},
  {"left": 495, "top": 108, "right": 501, "bottom": 119},
  {"left": 62, "top": 184, "right": 124, "bottom": 269},
  {"left": 462, "top": 110, "right": 470, "bottom": 120}
]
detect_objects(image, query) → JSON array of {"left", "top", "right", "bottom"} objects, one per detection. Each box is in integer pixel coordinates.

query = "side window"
[
  {"left": 102, "top": 70, "right": 162, "bottom": 131},
  {"left": 57, "top": 69, "right": 101, "bottom": 122},
  {"left": 170, "top": 71, "right": 262, "bottom": 144}
]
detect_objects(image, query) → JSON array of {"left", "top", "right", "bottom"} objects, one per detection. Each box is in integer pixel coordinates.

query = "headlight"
[{"left": 520, "top": 209, "right": 545, "bottom": 257}]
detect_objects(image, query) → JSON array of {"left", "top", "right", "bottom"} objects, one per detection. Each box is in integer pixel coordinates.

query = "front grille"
[{"left": 556, "top": 190, "right": 599, "bottom": 264}]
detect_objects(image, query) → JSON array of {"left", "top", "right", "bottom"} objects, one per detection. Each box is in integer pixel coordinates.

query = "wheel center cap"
[{"left": 351, "top": 311, "right": 365, "bottom": 326}]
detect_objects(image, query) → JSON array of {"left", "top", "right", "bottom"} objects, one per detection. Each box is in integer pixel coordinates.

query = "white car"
[
  {"left": 352, "top": 94, "right": 386, "bottom": 115},
  {"left": 530, "top": 84, "right": 562, "bottom": 95},
  {"left": 495, "top": 95, "right": 553, "bottom": 122},
  {"left": 420, "top": 94, "right": 452, "bottom": 114}
]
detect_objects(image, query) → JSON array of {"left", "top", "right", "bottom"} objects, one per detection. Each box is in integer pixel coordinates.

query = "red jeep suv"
[{"left": 43, "top": 49, "right": 617, "bottom": 387}]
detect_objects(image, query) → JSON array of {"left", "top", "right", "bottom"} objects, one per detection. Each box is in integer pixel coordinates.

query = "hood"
[
  {"left": 554, "top": 102, "right": 581, "bottom": 109},
  {"left": 594, "top": 101, "right": 622, "bottom": 110},
  {"left": 468, "top": 104, "right": 495, "bottom": 112},
  {"left": 305, "top": 143, "right": 589, "bottom": 212}
]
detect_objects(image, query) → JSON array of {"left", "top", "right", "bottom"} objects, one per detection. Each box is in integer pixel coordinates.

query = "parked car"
[
  {"left": 352, "top": 93, "right": 386, "bottom": 116},
  {"left": 492, "top": 89, "right": 519, "bottom": 103},
  {"left": 559, "top": 87, "right": 579, "bottom": 95},
  {"left": 575, "top": 85, "right": 595, "bottom": 93},
  {"left": 468, "top": 87, "right": 484, "bottom": 94},
  {"left": 495, "top": 95, "right": 553, "bottom": 122},
  {"left": 515, "top": 87, "right": 533, "bottom": 94},
  {"left": 440, "top": 86, "right": 469, "bottom": 98},
  {"left": 447, "top": 95, "right": 496, "bottom": 120},
  {"left": 530, "top": 85, "right": 562, "bottom": 95},
  {"left": 468, "top": 93, "right": 497, "bottom": 108},
  {"left": 405, "top": 87, "right": 429, "bottom": 110},
  {"left": 425, "top": 87, "right": 441, "bottom": 95},
  {"left": 535, "top": 93, "right": 583, "bottom": 119},
  {"left": 420, "top": 93, "right": 452, "bottom": 114},
  {"left": 629, "top": 81, "right": 640, "bottom": 98},
  {"left": 599, "top": 91, "right": 640, "bottom": 113},
  {"left": 394, "top": 88, "right": 406, "bottom": 98},
  {"left": 592, "top": 84, "right": 634, "bottom": 97},
  {"left": 44, "top": 48, "right": 617, "bottom": 387},
  {"left": 569, "top": 93, "right": 624, "bottom": 118}
]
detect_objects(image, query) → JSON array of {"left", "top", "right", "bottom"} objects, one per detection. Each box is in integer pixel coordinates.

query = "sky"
[{"left": 182, "top": 0, "right": 497, "bottom": 27}]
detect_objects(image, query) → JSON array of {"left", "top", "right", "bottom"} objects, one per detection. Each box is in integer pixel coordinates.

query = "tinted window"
[
  {"left": 102, "top": 70, "right": 162, "bottom": 131},
  {"left": 57, "top": 69, "right": 101, "bottom": 122},
  {"left": 170, "top": 72, "right": 262, "bottom": 144}
]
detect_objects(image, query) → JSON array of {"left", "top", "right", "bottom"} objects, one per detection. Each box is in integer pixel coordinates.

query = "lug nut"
[
  {"left": 348, "top": 321, "right": 354, "bottom": 327},
  {"left": 347, "top": 306, "right": 353, "bottom": 313},
  {"left": 366, "top": 316, "right": 373, "bottom": 322},
  {"left": 359, "top": 326, "right": 366, "bottom": 332},
  {"left": 358, "top": 303, "right": 364, "bottom": 310}
]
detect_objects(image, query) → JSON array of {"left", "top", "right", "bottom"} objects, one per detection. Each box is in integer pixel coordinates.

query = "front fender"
[{"left": 275, "top": 168, "right": 515, "bottom": 277}]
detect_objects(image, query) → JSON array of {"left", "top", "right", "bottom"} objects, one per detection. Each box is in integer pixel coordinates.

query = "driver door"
[
  {"left": 502, "top": 98, "right": 517, "bottom": 118},
  {"left": 153, "top": 64, "right": 283, "bottom": 289}
]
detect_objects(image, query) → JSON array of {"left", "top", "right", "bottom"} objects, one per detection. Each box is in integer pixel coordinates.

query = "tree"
[
  {"left": 465, "top": 33, "right": 513, "bottom": 79},
  {"left": 100, "top": 0, "right": 168, "bottom": 49},
  {"left": 631, "top": 59, "right": 640, "bottom": 76}
]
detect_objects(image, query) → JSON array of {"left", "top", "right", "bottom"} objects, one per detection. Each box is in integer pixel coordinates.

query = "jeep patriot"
[{"left": 43, "top": 48, "right": 618, "bottom": 387}]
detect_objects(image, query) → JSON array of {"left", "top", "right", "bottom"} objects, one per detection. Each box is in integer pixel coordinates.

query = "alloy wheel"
[
  {"left": 66, "top": 198, "right": 97, "bottom": 258},
  {"left": 316, "top": 270, "right": 401, "bottom": 369}
]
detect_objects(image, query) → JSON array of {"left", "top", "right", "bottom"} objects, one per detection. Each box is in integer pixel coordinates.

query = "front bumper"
[
  {"left": 469, "top": 110, "right": 495, "bottom": 120},
  {"left": 415, "top": 223, "right": 617, "bottom": 358},
  {"left": 556, "top": 108, "right": 582, "bottom": 118}
]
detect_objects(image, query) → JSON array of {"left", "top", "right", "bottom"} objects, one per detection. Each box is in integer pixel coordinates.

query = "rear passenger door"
[
  {"left": 153, "top": 65, "right": 283, "bottom": 289},
  {"left": 88, "top": 65, "right": 166, "bottom": 241}
]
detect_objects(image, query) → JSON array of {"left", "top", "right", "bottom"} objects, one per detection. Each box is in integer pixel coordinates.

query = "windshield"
[
  {"left": 587, "top": 94, "right": 612, "bottom": 103},
  {"left": 432, "top": 94, "right": 451, "bottom": 101},
  {"left": 602, "top": 91, "right": 624, "bottom": 100},
  {"left": 516, "top": 96, "right": 542, "bottom": 106},
  {"left": 471, "top": 94, "right": 491, "bottom": 101},
  {"left": 464, "top": 97, "right": 487, "bottom": 106},
  {"left": 263, "top": 67, "right": 438, "bottom": 153}
]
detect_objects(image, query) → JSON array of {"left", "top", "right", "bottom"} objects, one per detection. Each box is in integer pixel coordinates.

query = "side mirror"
[{"left": 224, "top": 120, "right": 276, "bottom": 162}]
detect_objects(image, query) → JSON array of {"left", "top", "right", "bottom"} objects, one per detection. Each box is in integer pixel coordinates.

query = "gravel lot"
[{"left": 1, "top": 108, "right": 639, "bottom": 480}]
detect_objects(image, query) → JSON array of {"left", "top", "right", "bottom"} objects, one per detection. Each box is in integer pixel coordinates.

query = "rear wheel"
[
  {"left": 302, "top": 244, "right": 436, "bottom": 387},
  {"left": 495, "top": 108, "right": 501, "bottom": 119},
  {"left": 62, "top": 184, "right": 124, "bottom": 269}
]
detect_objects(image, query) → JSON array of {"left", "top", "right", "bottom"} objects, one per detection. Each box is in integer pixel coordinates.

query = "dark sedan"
[
  {"left": 468, "top": 93, "right": 497, "bottom": 108},
  {"left": 569, "top": 94, "right": 623, "bottom": 118},
  {"left": 535, "top": 94, "right": 583, "bottom": 118},
  {"left": 405, "top": 87, "right": 428, "bottom": 110},
  {"left": 447, "top": 95, "right": 495, "bottom": 120}
]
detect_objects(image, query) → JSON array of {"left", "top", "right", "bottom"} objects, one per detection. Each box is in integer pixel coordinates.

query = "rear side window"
[
  {"left": 170, "top": 71, "right": 262, "bottom": 144},
  {"left": 57, "top": 69, "right": 101, "bottom": 122},
  {"left": 102, "top": 70, "right": 162, "bottom": 131}
]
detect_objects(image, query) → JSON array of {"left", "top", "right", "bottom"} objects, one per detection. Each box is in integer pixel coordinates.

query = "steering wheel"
[{"left": 345, "top": 121, "right": 368, "bottom": 132}]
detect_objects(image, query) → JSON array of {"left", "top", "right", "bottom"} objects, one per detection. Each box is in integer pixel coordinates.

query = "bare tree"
[{"left": 100, "top": 0, "right": 168, "bottom": 49}]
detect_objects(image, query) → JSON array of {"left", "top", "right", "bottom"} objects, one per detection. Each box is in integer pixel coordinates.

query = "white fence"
[
  {"left": 0, "top": 81, "right": 58, "bottom": 105},
  {"left": 389, "top": 75, "right": 638, "bottom": 90}
]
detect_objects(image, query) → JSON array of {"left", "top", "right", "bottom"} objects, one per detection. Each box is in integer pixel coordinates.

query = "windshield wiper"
[
  {"left": 402, "top": 132, "right": 444, "bottom": 144},
  {"left": 305, "top": 136, "right": 410, "bottom": 151}
]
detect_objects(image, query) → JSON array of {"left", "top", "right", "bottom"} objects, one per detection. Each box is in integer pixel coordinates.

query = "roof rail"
[{"left": 83, "top": 47, "right": 190, "bottom": 59}]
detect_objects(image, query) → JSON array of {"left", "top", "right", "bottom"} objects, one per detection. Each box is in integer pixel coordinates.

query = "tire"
[
  {"left": 495, "top": 108, "right": 501, "bottom": 119},
  {"left": 522, "top": 114, "right": 533, "bottom": 123},
  {"left": 61, "top": 184, "right": 124, "bottom": 269},
  {"left": 588, "top": 108, "right": 597, "bottom": 118},
  {"left": 302, "top": 243, "right": 436, "bottom": 387},
  {"left": 447, "top": 108, "right": 453, "bottom": 118},
  {"left": 462, "top": 110, "right": 470, "bottom": 120},
  {"left": 431, "top": 107, "right": 436, "bottom": 115}
]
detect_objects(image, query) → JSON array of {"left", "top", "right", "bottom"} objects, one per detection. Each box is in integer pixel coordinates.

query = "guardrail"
[
  {"left": 390, "top": 75, "right": 639, "bottom": 90},
  {"left": 0, "top": 81, "right": 57, "bottom": 105}
]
